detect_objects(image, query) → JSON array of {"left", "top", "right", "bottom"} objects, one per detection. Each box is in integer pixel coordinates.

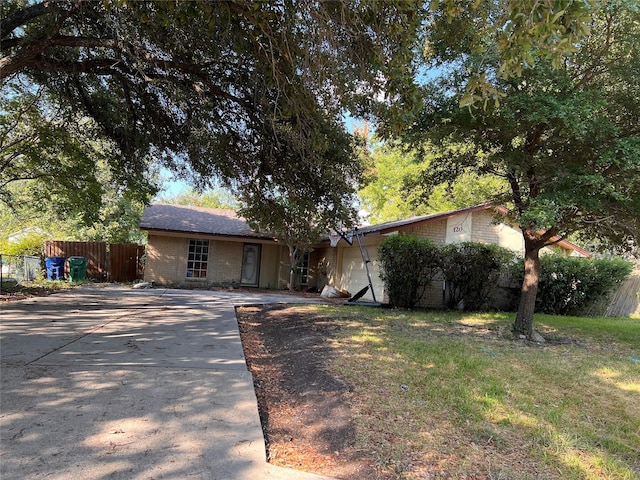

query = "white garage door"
[{"left": 339, "top": 244, "right": 386, "bottom": 303}]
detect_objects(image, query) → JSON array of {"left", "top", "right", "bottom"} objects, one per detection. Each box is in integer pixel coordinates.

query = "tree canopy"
[
  {"left": 397, "top": 1, "right": 640, "bottom": 336},
  {"left": 157, "top": 186, "right": 239, "bottom": 211},
  {"left": 358, "top": 141, "right": 507, "bottom": 223},
  {"left": 2, "top": 1, "right": 602, "bottom": 227},
  {"left": 1, "top": 0, "right": 424, "bottom": 233}
]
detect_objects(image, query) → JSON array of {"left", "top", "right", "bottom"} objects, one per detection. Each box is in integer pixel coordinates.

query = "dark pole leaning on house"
[
  {"left": 354, "top": 228, "right": 378, "bottom": 303},
  {"left": 332, "top": 226, "right": 379, "bottom": 303}
]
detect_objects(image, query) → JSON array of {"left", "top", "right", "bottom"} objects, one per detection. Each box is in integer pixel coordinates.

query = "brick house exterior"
[
  {"left": 313, "top": 204, "right": 590, "bottom": 306},
  {"left": 140, "top": 204, "right": 294, "bottom": 289},
  {"left": 140, "top": 203, "right": 589, "bottom": 304}
]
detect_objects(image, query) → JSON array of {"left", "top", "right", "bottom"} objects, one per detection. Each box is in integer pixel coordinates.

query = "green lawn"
[{"left": 310, "top": 305, "right": 640, "bottom": 479}]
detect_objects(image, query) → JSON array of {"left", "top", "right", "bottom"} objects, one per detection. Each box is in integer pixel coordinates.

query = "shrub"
[
  {"left": 2, "top": 233, "right": 46, "bottom": 256},
  {"left": 440, "top": 242, "right": 516, "bottom": 311},
  {"left": 511, "top": 255, "right": 633, "bottom": 316},
  {"left": 378, "top": 235, "right": 441, "bottom": 309}
]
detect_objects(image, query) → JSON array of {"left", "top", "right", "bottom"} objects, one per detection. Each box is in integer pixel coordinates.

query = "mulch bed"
[{"left": 237, "top": 304, "right": 394, "bottom": 480}]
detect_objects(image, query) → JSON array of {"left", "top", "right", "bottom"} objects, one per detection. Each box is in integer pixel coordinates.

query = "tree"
[
  {"left": 0, "top": 80, "right": 156, "bottom": 222},
  {"left": 359, "top": 141, "right": 507, "bottom": 223},
  {"left": 1, "top": 0, "right": 424, "bottom": 224},
  {"left": 359, "top": 143, "right": 432, "bottom": 223},
  {"left": 158, "top": 186, "right": 239, "bottom": 211},
  {"left": 399, "top": 2, "right": 640, "bottom": 337},
  {"left": 2, "top": 1, "right": 599, "bottom": 230},
  {"left": 238, "top": 114, "right": 362, "bottom": 291}
]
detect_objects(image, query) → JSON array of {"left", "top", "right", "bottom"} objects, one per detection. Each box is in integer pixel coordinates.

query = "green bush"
[
  {"left": 378, "top": 235, "right": 441, "bottom": 309},
  {"left": 511, "top": 255, "right": 633, "bottom": 316},
  {"left": 1, "top": 234, "right": 45, "bottom": 256},
  {"left": 441, "top": 242, "right": 516, "bottom": 311}
]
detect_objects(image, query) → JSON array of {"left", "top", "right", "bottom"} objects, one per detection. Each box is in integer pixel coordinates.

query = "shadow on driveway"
[{"left": 1, "top": 286, "right": 332, "bottom": 480}]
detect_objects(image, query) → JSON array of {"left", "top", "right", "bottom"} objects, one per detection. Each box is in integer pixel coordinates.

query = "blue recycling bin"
[{"left": 45, "top": 256, "right": 65, "bottom": 280}]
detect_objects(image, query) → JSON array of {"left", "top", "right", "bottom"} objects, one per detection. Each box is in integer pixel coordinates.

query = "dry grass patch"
[{"left": 320, "top": 307, "right": 640, "bottom": 480}]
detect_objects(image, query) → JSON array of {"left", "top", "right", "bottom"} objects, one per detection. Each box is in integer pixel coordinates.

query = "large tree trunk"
[{"left": 512, "top": 238, "right": 542, "bottom": 338}]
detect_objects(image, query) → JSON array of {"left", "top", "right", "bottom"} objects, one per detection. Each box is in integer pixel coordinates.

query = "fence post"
[{"left": 1, "top": 253, "right": 3, "bottom": 294}]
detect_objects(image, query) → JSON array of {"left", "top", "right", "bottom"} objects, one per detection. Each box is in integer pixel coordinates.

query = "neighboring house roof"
[{"left": 140, "top": 203, "right": 277, "bottom": 241}]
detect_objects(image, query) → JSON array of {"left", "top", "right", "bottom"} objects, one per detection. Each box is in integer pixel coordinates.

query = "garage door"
[{"left": 339, "top": 244, "right": 386, "bottom": 302}]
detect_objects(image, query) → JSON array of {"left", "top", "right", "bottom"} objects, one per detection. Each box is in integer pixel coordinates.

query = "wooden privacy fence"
[
  {"left": 604, "top": 271, "right": 640, "bottom": 317},
  {"left": 43, "top": 241, "right": 144, "bottom": 282},
  {"left": 44, "top": 241, "right": 107, "bottom": 280},
  {"left": 108, "top": 243, "right": 145, "bottom": 282}
]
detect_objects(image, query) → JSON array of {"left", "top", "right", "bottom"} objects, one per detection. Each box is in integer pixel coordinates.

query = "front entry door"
[{"left": 241, "top": 244, "right": 261, "bottom": 286}]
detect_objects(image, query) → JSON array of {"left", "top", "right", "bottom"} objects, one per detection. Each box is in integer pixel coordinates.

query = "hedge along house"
[
  {"left": 314, "top": 204, "right": 591, "bottom": 306},
  {"left": 140, "top": 203, "right": 314, "bottom": 289}
]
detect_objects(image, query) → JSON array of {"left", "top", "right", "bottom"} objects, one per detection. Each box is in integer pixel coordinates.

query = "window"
[
  {"left": 297, "top": 251, "right": 310, "bottom": 285},
  {"left": 187, "top": 239, "right": 209, "bottom": 278}
]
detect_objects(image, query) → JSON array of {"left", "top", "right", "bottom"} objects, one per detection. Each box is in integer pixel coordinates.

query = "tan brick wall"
[
  {"left": 259, "top": 244, "right": 282, "bottom": 289},
  {"left": 144, "top": 234, "right": 187, "bottom": 285},
  {"left": 144, "top": 234, "right": 282, "bottom": 288},
  {"left": 210, "top": 241, "right": 244, "bottom": 285},
  {"left": 403, "top": 220, "right": 447, "bottom": 245},
  {"left": 471, "top": 210, "right": 501, "bottom": 245}
]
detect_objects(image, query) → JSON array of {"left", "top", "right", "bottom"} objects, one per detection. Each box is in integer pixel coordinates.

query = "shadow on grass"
[{"left": 317, "top": 304, "right": 640, "bottom": 479}]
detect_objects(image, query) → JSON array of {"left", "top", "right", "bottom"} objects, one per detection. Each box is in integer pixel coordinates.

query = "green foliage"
[
  {"left": 395, "top": 3, "right": 640, "bottom": 334},
  {"left": 359, "top": 143, "right": 431, "bottom": 223},
  {"left": 67, "top": 194, "right": 147, "bottom": 244},
  {"left": 377, "top": 235, "right": 441, "bottom": 309},
  {"left": 358, "top": 141, "right": 508, "bottom": 223},
  {"left": 2, "top": 1, "right": 598, "bottom": 242},
  {"left": 0, "top": 231, "right": 46, "bottom": 256},
  {"left": 510, "top": 255, "right": 634, "bottom": 316},
  {"left": 408, "top": 4, "right": 640, "bottom": 252},
  {"left": 0, "top": 83, "right": 142, "bottom": 224},
  {"left": 239, "top": 114, "right": 362, "bottom": 253},
  {"left": 0, "top": 179, "right": 147, "bottom": 245},
  {"left": 441, "top": 242, "right": 516, "bottom": 311},
  {"left": 158, "top": 186, "right": 239, "bottom": 210},
  {"left": 424, "top": 0, "right": 595, "bottom": 107},
  {"left": 2, "top": 0, "right": 424, "bottom": 232}
]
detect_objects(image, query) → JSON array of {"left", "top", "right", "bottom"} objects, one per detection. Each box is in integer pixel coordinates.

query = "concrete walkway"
[{"left": 1, "top": 286, "right": 334, "bottom": 480}]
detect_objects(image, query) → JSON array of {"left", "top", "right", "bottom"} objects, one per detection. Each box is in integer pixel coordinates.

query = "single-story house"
[
  {"left": 140, "top": 203, "right": 298, "bottom": 290},
  {"left": 140, "top": 203, "right": 589, "bottom": 305}
]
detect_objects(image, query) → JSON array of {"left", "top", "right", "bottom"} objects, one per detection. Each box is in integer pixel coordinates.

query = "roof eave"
[{"left": 141, "top": 227, "right": 279, "bottom": 243}]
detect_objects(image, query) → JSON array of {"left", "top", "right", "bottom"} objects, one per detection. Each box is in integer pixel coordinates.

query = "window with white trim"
[{"left": 187, "top": 239, "right": 209, "bottom": 278}]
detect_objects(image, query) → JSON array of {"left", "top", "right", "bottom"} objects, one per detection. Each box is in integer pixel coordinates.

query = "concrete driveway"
[{"left": 1, "top": 286, "right": 333, "bottom": 480}]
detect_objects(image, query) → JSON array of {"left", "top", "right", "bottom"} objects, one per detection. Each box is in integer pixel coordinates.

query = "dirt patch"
[{"left": 237, "top": 304, "right": 394, "bottom": 480}]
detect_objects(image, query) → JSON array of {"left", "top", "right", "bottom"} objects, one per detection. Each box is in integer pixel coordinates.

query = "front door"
[{"left": 241, "top": 244, "right": 261, "bottom": 286}]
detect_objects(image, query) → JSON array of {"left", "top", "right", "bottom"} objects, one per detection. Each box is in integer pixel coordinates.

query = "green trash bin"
[{"left": 68, "top": 256, "right": 88, "bottom": 282}]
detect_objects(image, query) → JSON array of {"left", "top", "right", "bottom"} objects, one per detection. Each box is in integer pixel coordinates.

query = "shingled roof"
[
  {"left": 139, "top": 203, "right": 277, "bottom": 240},
  {"left": 355, "top": 204, "right": 499, "bottom": 235},
  {"left": 332, "top": 203, "right": 591, "bottom": 257}
]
